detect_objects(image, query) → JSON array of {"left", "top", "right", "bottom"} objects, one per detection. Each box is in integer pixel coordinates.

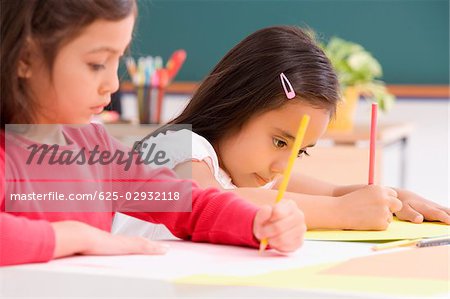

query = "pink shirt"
[{"left": 0, "top": 124, "right": 258, "bottom": 266}]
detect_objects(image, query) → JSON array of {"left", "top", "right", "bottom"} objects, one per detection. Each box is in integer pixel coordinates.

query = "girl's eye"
[
  {"left": 297, "top": 149, "right": 310, "bottom": 158},
  {"left": 273, "top": 138, "right": 287, "bottom": 149},
  {"left": 88, "top": 63, "right": 105, "bottom": 71}
]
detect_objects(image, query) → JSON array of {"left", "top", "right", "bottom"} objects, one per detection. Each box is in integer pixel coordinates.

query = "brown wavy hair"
[{"left": 0, "top": 0, "right": 137, "bottom": 128}]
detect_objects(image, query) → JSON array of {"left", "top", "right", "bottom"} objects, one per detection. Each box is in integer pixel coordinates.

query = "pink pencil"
[{"left": 369, "top": 103, "right": 378, "bottom": 184}]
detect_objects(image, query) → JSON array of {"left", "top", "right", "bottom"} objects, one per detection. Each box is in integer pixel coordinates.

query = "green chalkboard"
[{"left": 130, "top": 0, "right": 449, "bottom": 84}]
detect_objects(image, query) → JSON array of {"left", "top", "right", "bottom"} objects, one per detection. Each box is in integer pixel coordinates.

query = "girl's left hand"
[{"left": 394, "top": 189, "right": 450, "bottom": 224}]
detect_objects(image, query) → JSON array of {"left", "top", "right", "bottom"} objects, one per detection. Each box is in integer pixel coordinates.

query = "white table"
[{"left": 1, "top": 240, "right": 447, "bottom": 299}]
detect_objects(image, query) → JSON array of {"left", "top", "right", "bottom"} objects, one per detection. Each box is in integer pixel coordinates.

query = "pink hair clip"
[{"left": 280, "top": 72, "right": 295, "bottom": 99}]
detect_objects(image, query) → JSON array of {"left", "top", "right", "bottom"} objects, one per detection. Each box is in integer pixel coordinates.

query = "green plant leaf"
[{"left": 320, "top": 35, "right": 396, "bottom": 112}]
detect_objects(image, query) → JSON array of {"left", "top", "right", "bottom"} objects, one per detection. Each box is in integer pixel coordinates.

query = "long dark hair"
[
  {"left": 0, "top": 0, "right": 137, "bottom": 128},
  {"left": 153, "top": 26, "right": 339, "bottom": 147}
]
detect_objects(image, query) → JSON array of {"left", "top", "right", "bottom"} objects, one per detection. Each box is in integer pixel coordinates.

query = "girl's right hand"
[
  {"left": 51, "top": 221, "right": 169, "bottom": 259},
  {"left": 253, "top": 199, "right": 306, "bottom": 253},
  {"left": 337, "top": 185, "right": 403, "bottom": 230}
]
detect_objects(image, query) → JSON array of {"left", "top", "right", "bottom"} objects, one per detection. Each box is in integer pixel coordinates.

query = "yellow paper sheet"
[
  {"left": 305, "top": 218, "right": 450, "bottom": 241},
  {"left": 175, "top": 262, "right": 449, "bottom": 297}
]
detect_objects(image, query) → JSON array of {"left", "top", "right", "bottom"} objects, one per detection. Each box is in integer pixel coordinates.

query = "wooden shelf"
[
  {"left": 386, "top": 85, "right": 449, "bottom": 98},
  {"left": 120, "top": 81, "right": 449, "bottom": 98}
]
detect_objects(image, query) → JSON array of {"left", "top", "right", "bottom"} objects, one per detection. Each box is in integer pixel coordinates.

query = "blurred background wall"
[{"left": 131, "top": 0, "right": 449, "bottom": 84}]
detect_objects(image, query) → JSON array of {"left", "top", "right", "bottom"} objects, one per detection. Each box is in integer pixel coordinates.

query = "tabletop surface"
[{"left": 1, "top": 239, "right": 448, "bottom": 299}]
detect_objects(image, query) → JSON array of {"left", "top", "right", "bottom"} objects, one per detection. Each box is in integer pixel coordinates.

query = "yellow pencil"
[
  {"left": 372, "top": 235, "right": 450, "bottom": 251},
  {"left": 259, "top": 114, "right": 310, "bottom": 252},
  {"left": 372, "top": 238, "right": 422, "bottom": 251}
]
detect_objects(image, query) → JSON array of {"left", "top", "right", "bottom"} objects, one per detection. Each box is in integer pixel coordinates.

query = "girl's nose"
[
  {"left": 99, "top": 68, "right": 120, "bottom": 96},
  {"left": 270, "top": 154, "right": 289, "bottom": 175}
]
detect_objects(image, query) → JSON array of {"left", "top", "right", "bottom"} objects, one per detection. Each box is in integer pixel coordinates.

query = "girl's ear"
[
  {"left": 17, "top": 60, "right": 31, "bottom": 78},
  {"left": 17, "top": 38, "right": 37, "bottom": 79}
]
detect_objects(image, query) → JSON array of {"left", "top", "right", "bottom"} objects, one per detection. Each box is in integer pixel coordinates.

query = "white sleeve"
[
  {"left": 190, "top": 132, "right": 221, "bottom": 178},
  {"left": 141, "top": 129, "right": 220, "bottom": 177},
  {"left": 143, "top": 129, "right": 237, "bottom": 189}
]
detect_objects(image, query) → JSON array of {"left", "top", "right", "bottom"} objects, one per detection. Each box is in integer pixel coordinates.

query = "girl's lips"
[
  {"left": 90, "top": 105, "right": 105, "bottom": 114},
  {"left": 91, "top": 101, "right": 109, "bottom": 114}
]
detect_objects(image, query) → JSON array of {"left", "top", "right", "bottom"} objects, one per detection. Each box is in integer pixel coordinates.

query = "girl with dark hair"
[
  {"left": 114, "top": 26, "right": 449, "bottom": 238},
  {"left": 0, "top": 1, "right": 305, "bottom": 266}
]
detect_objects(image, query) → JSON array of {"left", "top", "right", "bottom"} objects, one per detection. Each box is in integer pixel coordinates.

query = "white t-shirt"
[{"left": 112, "top": 129, "right": 275, "bottom": 239}]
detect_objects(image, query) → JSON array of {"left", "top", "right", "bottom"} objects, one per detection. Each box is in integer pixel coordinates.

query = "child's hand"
[
  {"left": 337, "top": 185, "right": 402, "bottom": 230},
  {"left": 394, "top": 189, "right": 450, "bottom": 224},
  {"left": 253, "top": 200, "right": 306, "bottom": 253},
  {"left": 52, "top": 221, "right": 169, "bottom": 259}
]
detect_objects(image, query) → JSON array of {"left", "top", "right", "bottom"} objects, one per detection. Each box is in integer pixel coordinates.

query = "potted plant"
[{"left": 321, "top": 37, "right": 396, "bottom": 131}]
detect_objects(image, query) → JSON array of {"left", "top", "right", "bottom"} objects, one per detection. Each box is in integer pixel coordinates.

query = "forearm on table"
[
  {"left": 231, "top": 188, "right": 344, "bottom": 229},
  {"left": 332, "top": 184, "right": 368, "bottom": 197},
  {"left": 51, "top": 221, "right": 92, "bottom": 259},
  {"left": 281, "top": 173, "right": 338, "bottom": 196}
]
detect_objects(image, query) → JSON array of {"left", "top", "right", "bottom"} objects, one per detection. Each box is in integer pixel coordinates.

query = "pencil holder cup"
[
  {"left": 133, "top": 84, "right": 166, "bottom": 124},
  {"left": 135, "top": 84, "right": 151, "bottom": 124},
  {"left": 124, "top": 51, "right": 186, "bottom": 124}
]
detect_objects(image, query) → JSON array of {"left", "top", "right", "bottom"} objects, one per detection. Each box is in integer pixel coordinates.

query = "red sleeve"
[
  {"left": 127, "top": 176, "right": 260, "bottom": 248},
  {"left": 91, "top": 124, "right": 259, "bottom": 248},
  {"left": 0, "top": 214, "right": 55, "bottom": 266},
  {"left": 0, "top": 133, "right": 55, "bottom": 266}
]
